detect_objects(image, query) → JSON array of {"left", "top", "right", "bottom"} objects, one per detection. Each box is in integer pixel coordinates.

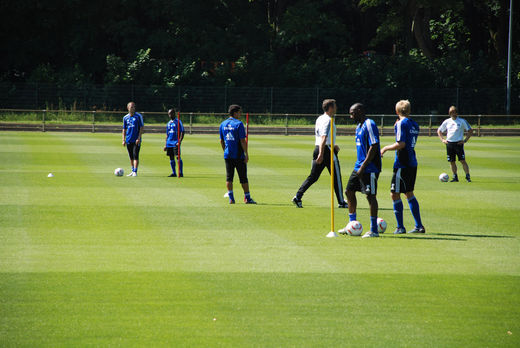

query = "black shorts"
[
  {"left": 446, "top": 142, "right": 465, "bottom": 162},
  {"left": 166, "top": 146, "right": 179, "bottom": 160},
  {"left": 391, "top": 167, "right": 417, "bottom": 193},
  {"left": 346, "top": 170, "right": 379, "bottom": 195},
  {"left": 225, "top": 158, "right": 248, "bottom": 184},
  {"left": 126, "top": 142, "right": 141, "bottom": 160}
]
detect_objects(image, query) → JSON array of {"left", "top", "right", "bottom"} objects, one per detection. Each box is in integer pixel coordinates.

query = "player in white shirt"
[
  {"left": 437, "top": 106, "right": 473, "bottom": 182},
  {"left": 292, "top": 99, "right": 347, "bottom": 208}
]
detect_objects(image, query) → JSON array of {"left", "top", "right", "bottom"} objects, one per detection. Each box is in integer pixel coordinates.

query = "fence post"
[
  {"left": 92, "top": 110, "right": 96, "bottom": 133},
  {"left": 478, "top": 115, "right": 481, "bottom": 137},
  {"left": 429, "top": 115, "right": 432, "bottom": 137},
  {"left": 380, "top": 115, "right": 384, "bottom": 134},
  {"left": 270, "top": 87, "right": 274, "bottom": 114},
  {"left": 190, "top": 112, "right": 193, "bottom": 135},
  {"left": 42, "top": 109, "right": 46, "bottom": 132},
  {"left": 285, "top": 114, "right": 289, "bottom": 136}
]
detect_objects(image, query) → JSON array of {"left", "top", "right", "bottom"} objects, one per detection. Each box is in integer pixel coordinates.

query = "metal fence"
[
  {"left": 1, "top": 109, "right": 518, "bottom": 136},
  {"left": 0, "top": 82, "right": 519, "bottom": 115}
]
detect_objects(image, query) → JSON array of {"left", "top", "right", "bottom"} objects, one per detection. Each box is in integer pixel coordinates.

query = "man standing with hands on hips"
[{"left": 437, "top": 106, "right": 473, "bottom": 182}]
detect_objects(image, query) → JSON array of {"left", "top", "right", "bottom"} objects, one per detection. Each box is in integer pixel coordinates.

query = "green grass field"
[{"left": 1, "top": 131, "right": 519, "bottom": 347}]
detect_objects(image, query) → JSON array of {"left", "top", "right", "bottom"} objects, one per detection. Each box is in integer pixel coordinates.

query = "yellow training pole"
[{"left": 327, "top": 115, "right": 337, "bottom": 237}]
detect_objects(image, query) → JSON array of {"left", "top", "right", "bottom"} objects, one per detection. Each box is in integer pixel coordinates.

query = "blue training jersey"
[
  {"left": 165, "top": 119, "right": 184, "bottom": 147},
  {"left": 354, "top": 118, "right": 381, "bottom": 173},
  {"left": 394, "top": 117, "right": 419, "bottom": 168},
  {"left": 219, "top": 117, "right": 246, "bottom": 159},
  {"left": 123, "top": 113, "right": 144, "bottom": 143}
]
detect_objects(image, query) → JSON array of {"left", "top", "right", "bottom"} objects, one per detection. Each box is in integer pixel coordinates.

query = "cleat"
[
  {"left": 362, "top": 231, "right": 379, "bottom": 238},
  {"left": 229, "top": 200, "right": 235, "bottom": 204},
  {"left": 408, "top": 226, "right": 426, "bottom": 234},
  {"left": 338, "top": 226, "right": 349, "bottom": 235},
  {"left": 168, "top": 173, "right": 176, "bottom": 177},
  {"left": 244, "top": 198, "right": 257, "bottom": 204},
  {"left": 127, "top": 172, "right": 134, "bottom": 176},
  {"left": 338, "top": 202, "right": 348, "bottom": 209},
  {"left": 179, "top": 174, "right": 183, "bottom": 177},
  {"left": 466, "top": 174, "right": 471, "bottom": 182},
  {"left": 393, "top": 227, "right": 407, "bottom": 235},
  {"left": 450, "top": 175, "right": 458, "bottom": 182},
  {"left": 292, "top": 196, "right": 303, "bottom": 208},
  {"left": 132, "top": 172, "right": 137, "bottom": 176}
]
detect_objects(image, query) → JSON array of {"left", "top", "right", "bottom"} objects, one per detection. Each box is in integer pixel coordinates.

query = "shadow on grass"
[
  {"left": 389, "top": 235, "right": 466, "bottom": 241},
  {"left": 432, "top": 233, "right": 514, "bottom": 239}
]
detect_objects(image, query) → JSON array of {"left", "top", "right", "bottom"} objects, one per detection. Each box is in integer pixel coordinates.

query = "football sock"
[
  {"left": 244, "top": 192, "right": 251, "bottom": 200},
  {"left": 228, "top": 191, "right": 235, "bottom": 202},
  {"left": 131, "top": 167, "right": 135, "bottom": 172},
  {"left": 407, "top": 196, "right": 423, "bottom": 228},
  {"left": 393, "top": 199, "right": 404, "bottom": 228},
  {"left": 170, "top": 160, "right": 176, "bottom": 175},
  {"left": 466, "top": 173, "right": 470, "bottom": 179},
  {"left": 179, "top": 159, "right": 183, "bottom": 175},
  {"left": 370, "top": 216, "right": 378, "bottom": 233},
  {"left": 349, "top": 213, "right": 356, "bottom": 222}
]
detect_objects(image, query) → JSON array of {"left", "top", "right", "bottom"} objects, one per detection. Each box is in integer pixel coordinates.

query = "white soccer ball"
[
  {"left": 439, "top": 173, "right": 449, "bottom": 182},
  {"left": 377, "top": 218, "right": 387, "bottom": 233},
  {"left": 114, "top": 168, "right": 124, "bottom": 176},
  {"left": 346, "top": 220, "right": 363, "bottom": 236}
]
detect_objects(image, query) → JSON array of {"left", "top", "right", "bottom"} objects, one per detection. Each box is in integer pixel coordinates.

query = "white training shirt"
[
  {"left": 438, "top": 117, "right": 471, "bottom": 142},
  {"left": 315, "top": 113, "right": 336, "bottom": 146}
]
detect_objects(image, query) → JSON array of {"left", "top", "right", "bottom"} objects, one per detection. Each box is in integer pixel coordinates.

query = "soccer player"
[
  {"left": 219, "top": 104, "right": 256, "bottom": 204},
  {"left": 292, "top": 99, "right": 347, "bottom": 208},
  {"left": 437, "top": 106, "right": 473, "bottom": 182},
  {"left": 381, "top": 100, "right": 425, "bottom": 234},
  {"left": 339, "top": 103, "right": 381, "bottom": 238},
  {"left": 122, "top": 101, "right": 144, "bottom": 177},
  {"left": 163, "top": 108, "right": 185, "bottom": 177}
]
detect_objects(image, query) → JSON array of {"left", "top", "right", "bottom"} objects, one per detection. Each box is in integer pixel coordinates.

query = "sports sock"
[
  {"left": 179, "top": 159, "right": 183, "bottom": 175},
  {"left": 244, "top": 192, "right": 251, "bottom": 200},
  {"left": 370, "top": 216, "right": 378, "bottom": 233},
  {"left": 407, "top": 196, "right": 423, "bottom": 228},
  {"left": 466, "top": 173, "right": 470, "bottom": 179},
  {"left": 131, "top": 167, "right": 135, "bottom": 172},
  {"left": 170, "top": 160, "right": 176, "bottom": 175},
  {"left": 393, "top": 199, "right": 404, "bottom": 228},
  {"left": 349, "top": 213, "right": 356, "bottom": 222},
  {"left": 228, "top": 191, "right": 235, "bottom": 202}
]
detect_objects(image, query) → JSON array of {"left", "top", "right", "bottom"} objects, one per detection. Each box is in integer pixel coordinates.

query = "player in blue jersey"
[
  {"left": 381, "top": 100, "right": 425, "bottom": 234},
  {"left": 339, "top": 103, "right": 382, "bottom": 238},
  {"left": 219, "top": 104, "right": 256, "bottom": 204},
  {"left": 122, "top": 101, "right": 144, "bottom": 177},
  {"left": 163, "top": 108, "right": 185, "bottom": 177}
]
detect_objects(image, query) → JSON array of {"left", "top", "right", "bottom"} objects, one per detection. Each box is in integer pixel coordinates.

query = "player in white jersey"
[
  {"left": 437, "top": 106, "right": 473, "bottom": 182},
  {"left": 292, "top": 99, "right": 347, "bottom": 208}
]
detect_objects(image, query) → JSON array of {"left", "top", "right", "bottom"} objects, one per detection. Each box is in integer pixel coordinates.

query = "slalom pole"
[
  {"left": 246, "top": 112, "right": 249, "bottom": 144},
  {"left": 326, "top": 115, "right": 337, "bottom": 238},
  {"left": 177, "top": 111, "right": 181, "bottom": 178}
]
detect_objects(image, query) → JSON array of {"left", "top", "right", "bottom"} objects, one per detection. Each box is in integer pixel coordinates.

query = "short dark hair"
[
  {"left": 168, "top": 108, "right": 176, "bottom": 119},
  {"left": 322, "top": 99, "right": 336, "bottom": 112},
  {"left": 350, "top": 103, "right": 365, "bottom": 114},
  {"left": 228, "top": 104, "right": 242, "bottom": 116}
]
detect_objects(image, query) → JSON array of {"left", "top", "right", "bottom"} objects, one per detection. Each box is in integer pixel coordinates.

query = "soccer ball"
[
  {"left": 346, "top": 220, "right": 363, "bottom": 236},
  {"left": 439, "top": 173, "right": 449, "bottom": 182},
  {"left": 377, "top": 218, "right": 387, "bottom": 233},
  {"left": 114, "top": 168, "right": 124, "bottom": 176}
]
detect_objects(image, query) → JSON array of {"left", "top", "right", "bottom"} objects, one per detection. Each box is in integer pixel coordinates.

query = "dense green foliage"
[
  {"left": 1, "top": 132, "right": 519, "bottom": 345},
  {"left": 1, "top": 0, "right": 518, "bottom": 89}
]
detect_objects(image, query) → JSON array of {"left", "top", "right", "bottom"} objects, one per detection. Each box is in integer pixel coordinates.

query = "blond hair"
[{"left": 395, "top": 100, "right": 411, "bottom": 116}]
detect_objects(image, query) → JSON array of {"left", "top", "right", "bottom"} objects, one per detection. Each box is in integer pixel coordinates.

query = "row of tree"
[{"left": 1, "top": 0, "right": 518, "bottom": 89}]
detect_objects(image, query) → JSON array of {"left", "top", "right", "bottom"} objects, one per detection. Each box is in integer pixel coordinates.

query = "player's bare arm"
[
  {"left": 381, "top": 141, "right": 405, "bottom": 157},
  {"left": 460, "top": 129, "right": 473, "bottom": 144},
  {"left": 437, "top": 129, "right": 448, "bottom": 144},
  {"left": 358, "top": 144, "right": 377, "bottom": 175},
  {"left": 316, "top": 135, "right": 327, "bottom": 164},
  {"left": 240, "top": 138, "right": 249, "bottom": 163}
]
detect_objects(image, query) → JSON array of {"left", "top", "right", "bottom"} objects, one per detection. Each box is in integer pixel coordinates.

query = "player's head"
[
  {"left": 168, "top": 108, "right": 176, "bottom": 120},
  {"left": 127, "top": 102, "right": 136, "bottom": 114},
  {"left": 322, "top": 99, "right": 337, "bottom": 114},
  {"left": 395, "top": 100, "right": 411, "bottom": 117},
  {"left": 349, "top": 103, "right": 366, "bottom": 122},
  {"left": 449, "top": 105, "right": 458, "bottom": 118},
  {"left": 228, "top": 104, "right": 242, "bottom": 118}
]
